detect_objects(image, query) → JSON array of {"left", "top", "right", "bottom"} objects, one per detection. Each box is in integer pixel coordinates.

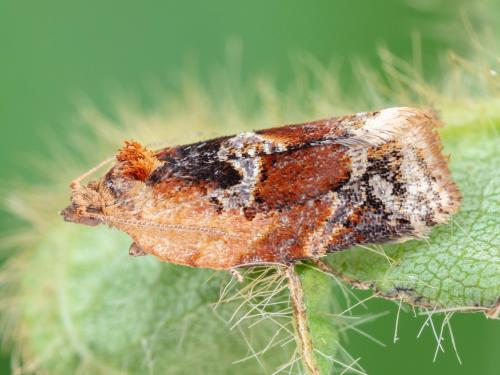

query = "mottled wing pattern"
[{"left": 66, "top": 107, "right": 460, "bottom": 269}]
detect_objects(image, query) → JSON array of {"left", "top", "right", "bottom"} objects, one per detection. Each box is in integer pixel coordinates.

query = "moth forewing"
[{"left": 62, "top": 107, "right": 461, "bottom": 270}]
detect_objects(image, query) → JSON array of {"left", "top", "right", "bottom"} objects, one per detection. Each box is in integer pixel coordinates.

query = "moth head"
[{"left": 61, "top": 181, "right": 106, "bottom": 226}]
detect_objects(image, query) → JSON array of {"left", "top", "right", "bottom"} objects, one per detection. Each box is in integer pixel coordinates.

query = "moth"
[{"left": 61, "top": 107, "right": 461, "bottom": 270}]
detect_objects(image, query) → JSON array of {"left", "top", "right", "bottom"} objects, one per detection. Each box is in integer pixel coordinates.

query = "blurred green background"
[{"left": 0, "top": 1, "right": 498, "bottom": 374}]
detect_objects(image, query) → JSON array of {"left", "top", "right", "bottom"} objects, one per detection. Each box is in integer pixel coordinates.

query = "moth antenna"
[
  {"left": 70, "top": 156, "right": 115, "bottom": 190},
  {"left": 83, "top": 212, "right": 244, "bottom": 239}
]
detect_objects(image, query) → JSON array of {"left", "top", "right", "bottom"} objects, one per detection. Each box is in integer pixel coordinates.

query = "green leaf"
[
  {"left": 15, "top": 226, "right": 294, "bottom": 374},
  {"left": 7, "top": 115, "right": 499, "bottom": 375},
  {"left": 328, "top": 117, "right": 500, "bottom": 314},
  {"left": 6, "top": 114, "right": 499, "bottom": 375}
]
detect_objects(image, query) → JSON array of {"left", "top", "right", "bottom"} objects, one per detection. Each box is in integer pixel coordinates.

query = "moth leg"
[
  {"left": 229, "top": 268, "right": 244, "bottom": 283},
  {"left": 129, "top": 242, "right": 148, "bottom": 257},
  {"left": 310, "top": 258, "right": 361, "bottom": 286},
  {"left": 310, "top": 258, "right": 334, "bottom": 273},
  {"left": 486, "top": 304, "right": 500, "bottom": 319}
]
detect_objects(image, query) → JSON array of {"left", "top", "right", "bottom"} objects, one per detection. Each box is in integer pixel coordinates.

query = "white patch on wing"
[{"left": 348, "top": 107, "right": 419, "bottom": 146}]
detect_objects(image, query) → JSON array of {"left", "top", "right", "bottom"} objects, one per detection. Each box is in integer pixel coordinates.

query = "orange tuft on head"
[{"left": 116, "top": 141, "right": 160, "bottom": 181}]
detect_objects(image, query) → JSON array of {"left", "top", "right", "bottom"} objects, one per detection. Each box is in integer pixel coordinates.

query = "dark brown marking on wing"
[
  {"left": 257, "top": 117, "right": 346, "bottom": 146},
  {"left": 254, "top": 144, "right": 351, "bottom": 210},
  {"left": 237, "top": 198, "right": 333, "bottom": 265},
  {"left": 148, "top": 136, "right": 242, "bottom": 189},
  {"left": 326, "top": 143, "right": 415, "bottom": 252}
]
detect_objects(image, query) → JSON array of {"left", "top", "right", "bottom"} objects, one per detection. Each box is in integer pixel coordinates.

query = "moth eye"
[{"left": 86, "top": 205, "right": 101, "bottom": 213}]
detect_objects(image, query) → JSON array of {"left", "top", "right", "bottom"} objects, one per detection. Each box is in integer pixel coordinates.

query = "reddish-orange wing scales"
[{"left": 61, "top": 107, "right": 461, "bottom": 270}]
